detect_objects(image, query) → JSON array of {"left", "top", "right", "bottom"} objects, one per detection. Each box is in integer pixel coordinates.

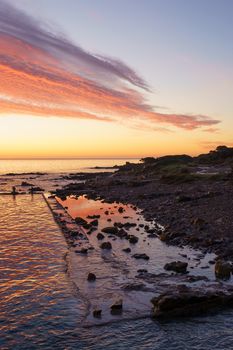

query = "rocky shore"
[
  {"left": 49, "top": 146, "right": 233, "bottom": 319},
  {"left": 55, "top": 146, "right": 233, "bottom": 262}
]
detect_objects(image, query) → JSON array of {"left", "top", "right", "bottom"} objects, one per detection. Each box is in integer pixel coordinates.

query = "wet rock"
[
  {"left": 87, "top": 272, "right": 96, "bottom": 281},
  {"left": 111, "top": 299, "right": 123, "bottom": 312},
  {"left": 122, "top": 247, "right": 131, "bottom": 253},
  {"left": 75, "top": 248, "right": 88, "bottom": 254},
  {"left": 75, "top": 217, "right": 88, "bottom": 226},
  {"left": 146, "top": 228, "right": 156, "bottom": 234},
  {"left": 151, "top": 285, "right": 233, "bottom": 318},
  {"left": 164, "top": 261, "right": 188, "bottom": 273},
  {"left": 21, "top": 181, "right": 33, "bottom": 187},
  {"left": 100, "top": 241, "right": 112, "bottom": 250},
  {"left": 87, "top": 214, "right": 100, "bottom": 219},
  {"left": 97, "top": 232, "right": 105, "bottom": 240},
  {"left": 191, "top": 217, "right": 207, "bottom": 229},
  {"left": 90, "top": 219, "right": 99, "bottom": 226},
  {"left": 114, "top": 222, "right": 124, "bottom": 228},
  {"left": 176, "top": 195, "right": 192, "bottom": 202},
  {"left": 128, "top": 235, "right": 139, "bottom": 244},
  {"left": 118, "top": 229, "right": 128, "bottom": 239},
  {"left": 102, "top": 226, "right": 118, "bottom": 234},
  {"left": 123, "top": 283, "right": 145, "bottom": 291},
  {"left": 133, "top": 253, "right": 150, "bottom": 260},
  {"left": 148, "top": 233, "right": 156, "bottom": 238},
  {"left": 93, "top": 308, "right": 102, "bottom": 318},
  {"left": 124, "top": 222, "right": 137, "bottom": 229},
  {"left": 215, "top": 260, "right": 232, "bottom": 279},
  {"left": 118, "top": 206, "right": 125, "bottom": 213}
]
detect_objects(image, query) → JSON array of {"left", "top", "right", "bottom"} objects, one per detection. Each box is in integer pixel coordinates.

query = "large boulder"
[{"left": 151, "top": 285, "right": 233, "bottom": 318}]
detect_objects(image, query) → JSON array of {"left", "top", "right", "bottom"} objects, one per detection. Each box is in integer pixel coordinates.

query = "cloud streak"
[{"left": 0, "top": 0, "right": 221, "bottom": 131}]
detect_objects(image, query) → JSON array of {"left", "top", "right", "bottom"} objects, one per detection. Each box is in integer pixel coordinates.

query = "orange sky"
[{"left": 0, "top": 1, "right": 232, "bottom": 158}]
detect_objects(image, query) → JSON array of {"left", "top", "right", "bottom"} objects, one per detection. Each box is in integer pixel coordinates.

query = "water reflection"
[{"left": 1, "top": 194, "right": 233, "bottom": 350}]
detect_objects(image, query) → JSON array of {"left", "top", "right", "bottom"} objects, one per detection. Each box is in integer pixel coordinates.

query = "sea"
[{"left": 1, "top": 159, "right": 233, "bottom": 350}]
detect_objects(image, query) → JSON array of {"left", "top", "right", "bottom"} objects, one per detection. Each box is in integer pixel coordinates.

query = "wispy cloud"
[{"left": 0, "top": 0, "right": 221, "bottom": 131}]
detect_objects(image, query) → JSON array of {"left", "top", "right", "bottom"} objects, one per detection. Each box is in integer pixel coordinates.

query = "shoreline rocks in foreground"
[{"left": 151, "top": 284, "right": 233, "bottom": 318}]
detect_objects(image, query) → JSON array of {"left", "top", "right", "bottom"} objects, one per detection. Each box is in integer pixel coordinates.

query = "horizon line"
[{"left": 0, "top": 157, "right": 142, "bottom": 160}]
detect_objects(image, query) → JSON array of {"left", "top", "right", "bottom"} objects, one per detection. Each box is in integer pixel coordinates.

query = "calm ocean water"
[{"left": 0, "top": 158, "right": 139, "bottom": 175}]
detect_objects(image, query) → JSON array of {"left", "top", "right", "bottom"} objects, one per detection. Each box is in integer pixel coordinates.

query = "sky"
[{"left": 0, "top": 0, "right": 232, "bottom": 158}]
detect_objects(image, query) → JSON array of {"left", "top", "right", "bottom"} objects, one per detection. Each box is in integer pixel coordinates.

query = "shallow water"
[{"left": 1, "top": 195, "right": 233, "bottom": 349}]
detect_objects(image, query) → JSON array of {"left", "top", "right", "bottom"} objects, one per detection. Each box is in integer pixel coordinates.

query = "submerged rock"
[{"left": 164, "top": 261, "right": 188, "bottom": 273}]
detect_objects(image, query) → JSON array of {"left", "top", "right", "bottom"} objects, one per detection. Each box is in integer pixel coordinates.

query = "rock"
[
  {"left": 87, "top": 214, "right": 100, "bottom": 219},
  {"left": 90, "top": 219, "right": 98, "bottom": 226},
  {"left": 118, "top": 206, "right": 125, "bottom": 213},
  {"left": 111, "top": 299, "right": 123, "bottom": 312},
  {"left": 100, "top": 241, "right": 112, "bottom": 250},
  {"left": 133, "top": 253, "right": 150, "bottom": 260},
  {"left": 75, "top": 217, "right": 88, "bottom": 226},
  {"left": 191, "top": 217, "right": 206, "bottom": 228},
  {"left": 123, "top": 283, "right": 145, "bottom": 291},
  {"left": 75, "top": 248, "right": 88, "bottom": 254},
  {"left": 215, "top": 260, "right": 232, "bottom": 279},
  {"left": 128, "top": 235, "right": 139, "bottom": 244},
  {"left": 87, "top": 272, "right": 96, "bottom": 281},
  {"left": 159, "top": 231, "right": 170, "bottom": 241},
  {"left": 102, "top": 226, "right": 118, "bottom": 234},
  {"left": 148, "top": 233, "right": 156, "bottom": 238},
  {"left": 151, "top": 285, "right": 233, "bottom": 318},
  {"left": 122, "top": 247, "right": 131, "bottom": 253},
  {"left": 93, "top": 308, "right": 102, "bottom": 318},
  {"left": 118, "top": 229, "right": 128, "bottom": 238},
  {"left": 97, "top": 232, "right": 105, "bottom": 240},
  {"left": 164, "top": 261, "right": 188, "bottom": 273},
  {"left": 124, "top": 222, "right": 137, "bottom": 229},
  {"left": 176, "top": 195, "right": 192, "bottom": 202},
  {"left": 147, "top": 228, "right": 156, "bottom": 234},
  {"left": 21, "top": 181, "right": 33, "bottom": 187}
]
